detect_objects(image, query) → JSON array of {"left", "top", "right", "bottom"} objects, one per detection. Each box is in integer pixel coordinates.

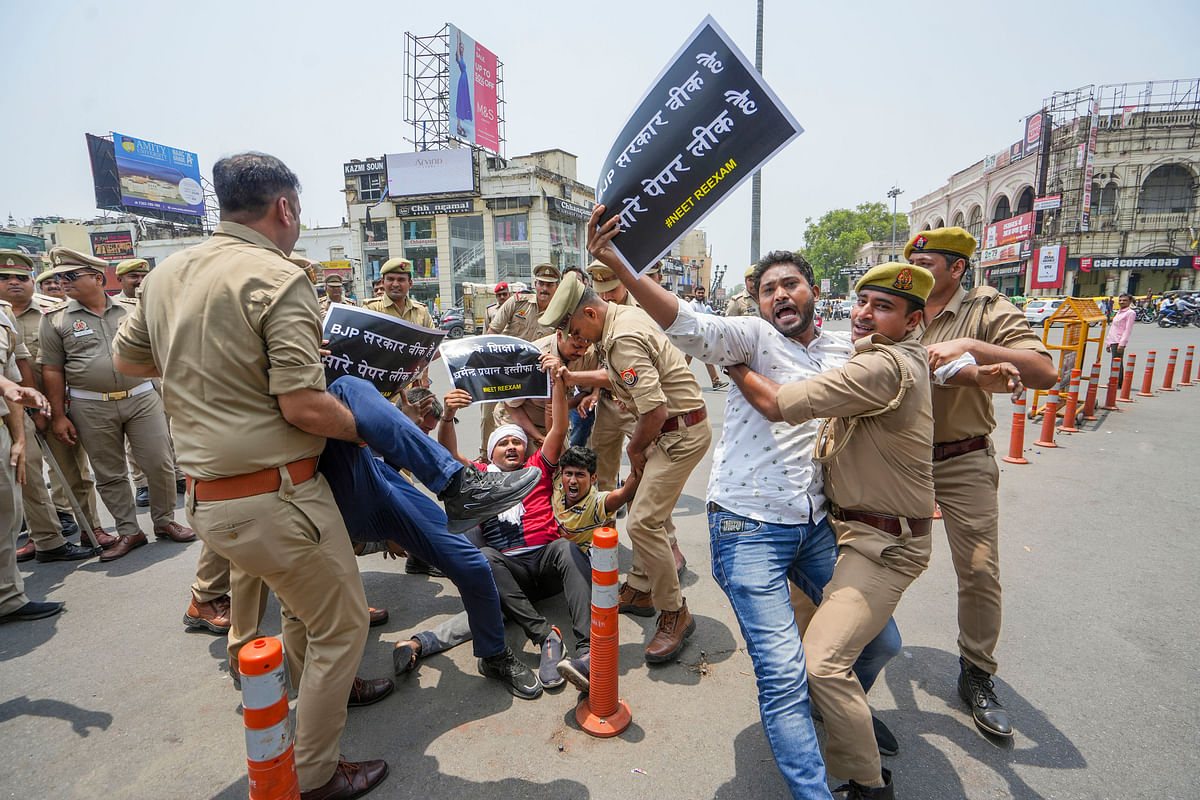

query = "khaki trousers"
[
  {"left": 792, "top": 530, "right": 931, "bottom": 783},
  {"left": 44, "top": 432, "right": 100, "bottom": 530},
  {"left": 191, "top": 543, "right": 271, "bottom": 664},
  {"left": 590, "top": 394, "right": 637, "bottom": 491},
  {"left": 21, "top": 415, "right": 66, "bottom": 551},
  {"left": 68, "top": 391, "right": 177, "bottom": 535},
  {"left": 187, "top": 471, "right": 367, "bottom": 792},
  {"left": 129, "top": 382, "right": 184, "bottom": 488},
  {"left": 479, "top": 403, "right": 499, "bottom": 462},
  {"left": 933, "top": 445, "right": 1002, "bottom": 674},
  {"left": 625, "top": 420, "right": 711, "bottom": 612},
  {"left": 0, "top": 425, "right": 29, "bottom": 615}
]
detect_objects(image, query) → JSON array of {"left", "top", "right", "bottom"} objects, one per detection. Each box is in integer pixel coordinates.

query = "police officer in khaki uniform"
[
  {"left": 38, "top": 247, "right": 195, "bottom": 562},
  {"left": 320, "top": 274, "right": 355, "bottom": 312},
  {"left": 542, "top": 274, "right": 710, "bottom": 663},
  {"left": 729, "top": 262, "right": 939, "bottom": 799},
  {"left": 907, "top": 227, "right": 1056, "bottom": 739},
  {"left": 724, "top": 266, "right": 758, "bottom": 318},
  {"left": 364, "top": 257, "right": 435, "bottom": 328},
  {"left": 0, "top": 251, "right": 94, "bottom": 563},
  {"left": 494, "top": 329, "right": 600, "bottom": 444},
  {"left": 113, "top": 152, "right": 389, "bottom": 799},
  {"left": 484, "top": 282, "right": 510, "bottom": 330},
  {"left": 33, "top": 269, "right": 66, "bottom": 300}
]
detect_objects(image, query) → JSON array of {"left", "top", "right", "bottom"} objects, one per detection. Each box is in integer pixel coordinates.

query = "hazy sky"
[{"left": 3, "top": 1, "right": 1196, "bottom": 285}]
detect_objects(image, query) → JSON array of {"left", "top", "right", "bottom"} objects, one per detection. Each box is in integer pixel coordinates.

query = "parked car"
[
  {"left": 440, "top": 307, "right": 466, "bottom": 338},
  {"left": 837, "top": 299, "right": 854, "bottom": 319},
  {"left": 1024, "top": 298, "right": 1065, "bottom": 327}
]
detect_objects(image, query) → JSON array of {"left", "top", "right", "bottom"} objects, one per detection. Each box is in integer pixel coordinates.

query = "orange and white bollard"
[
  {"left": 1059, "top": 369, "right": 1082, "bottom": 433},
  {"left": 1160, "top": 347, "right": 1178, "bottom": 391},
  {"left": 1081, "top": 361, "right": 1102, "bottom": 421},
  {"left": 1034, "top": 390, "right": 1060, "bottom": 448},
  {"left": 576, "top": 527, "right": 632, "bottom": 738},
  {"left": 1137, "top": 351, "right": 1157, "bottom": 397},
  {"left": 1118, "top": 354, "right": 1137, "bottom": 403},
  {"left": 1101, "top": 352, "right": 1121, "bottom": 410},
  {"left": 240, "top": 637, "right": 300, "bottom": 800},
  {"left": 1002, "top": 390, "right": 1029, "bottom": 464},
  {"left": 1179, "top": 345, "right": 1195, "bottom": 387}
]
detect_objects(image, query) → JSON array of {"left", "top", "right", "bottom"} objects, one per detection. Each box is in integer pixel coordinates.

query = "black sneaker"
[
  {"left": 478, "top": 647, "right": 543, "bottom": 700},
  {"left": 440, "top": 466, "right": 541, "bottom": 534},
  {"left": 538, "top": 627, "right": 565, "bottom": 689},
  {"left": 957, "top": 657, "right": 1013, "bottom": 738},
  {"left": 56, "top": 511, "right": 80, "bottom": 540},
  {"left": 135, "top": 487, "right": 150, "bottom": 507},
  {"left": 833, "top": 767, "right": 894, "bottom": 798},
  {"left": 873, "top": 715, "right": 899, "bottom": 757},
  {"left": 0, "top": 600, "right": 65, "bottom": 623},
  {"left": 556, "top": 654, "right": 590, "bottom": 694},
  {"left": 404, "top": 556, "right": 446, "bottom": 578},
  {"left": 34, "top": 542, "right": 96, "bottom": 563}
]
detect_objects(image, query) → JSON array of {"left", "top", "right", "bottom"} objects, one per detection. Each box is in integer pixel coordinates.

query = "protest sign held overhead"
[
  {"left": 322, "top": 303, "right": 445, "bottom": 396},
  {"left": 440, "top": 335, "right": 550, "bottom": 404},
  {"left": 595, "top": 15, "right": 803, "bottom": 276}
]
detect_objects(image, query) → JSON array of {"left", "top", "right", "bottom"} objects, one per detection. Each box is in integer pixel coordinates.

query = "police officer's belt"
[
  {"left": 932, "top": 435, "right": 988, "bottom": 462},
  {"left": 832, "top": 507, "right": 931, "bottom": 537},
  {"left": 187, "top": 457, "right": 319, "bottom": 502},
  {"left": 660, "top": 407, "right": 707, "bottom": 433},
  {"left": 68, "top": 382, "right": 154, "bottom": 402}
]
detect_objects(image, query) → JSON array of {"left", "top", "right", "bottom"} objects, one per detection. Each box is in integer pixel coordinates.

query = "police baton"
[{"left": 32, "top": 424, "right": 102, "bottom": 553}]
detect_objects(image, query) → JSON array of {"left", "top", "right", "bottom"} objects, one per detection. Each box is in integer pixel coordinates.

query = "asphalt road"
[{"left": 1, "top": 317, "right": 1197, "bottom": 800}]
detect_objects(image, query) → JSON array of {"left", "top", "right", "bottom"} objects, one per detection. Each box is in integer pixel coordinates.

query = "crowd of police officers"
[{"left": 0, "top": 147, "right": 1055, "bottom": 799}]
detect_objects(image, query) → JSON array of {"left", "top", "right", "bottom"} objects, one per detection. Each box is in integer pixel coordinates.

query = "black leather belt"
[
  {"left": 832, "top": 507, "right": 931, "bottom": 537},
  {"left": 932, "top": 435, "right": 988, "bottom": 462}
]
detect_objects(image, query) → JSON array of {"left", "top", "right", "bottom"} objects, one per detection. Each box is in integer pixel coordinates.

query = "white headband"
[{"left": 487, "top": 424, "right": 528, "bottom": 462}]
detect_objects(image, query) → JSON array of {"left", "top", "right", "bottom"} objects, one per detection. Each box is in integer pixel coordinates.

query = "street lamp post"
[{"left": 888, "top": 186, "right": 903, "bottom": 261}]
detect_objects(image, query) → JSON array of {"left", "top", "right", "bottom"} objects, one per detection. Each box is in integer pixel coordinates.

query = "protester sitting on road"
[{"left": 436, "top": 362, "right": 593, "bottom": 694}]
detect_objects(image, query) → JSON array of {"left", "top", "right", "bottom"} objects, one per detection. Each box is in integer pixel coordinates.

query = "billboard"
[
  {"left": 386, "top": 150, "right": 474, "bottom": 198},
  {"left": 1031, "top": 246, "right": 1066, "bottom": 289},
  {"left": 90, "top": 231, "right": 135, "bottom": 260},
  {"left": 112, "top": 132, "right": 204, "bottom": 218},
  {"left": 448, "top": 24, "right": 500, "bottom": 153},
  {"left": 983, "top": 212, "right": 1035, "bottom": 250}
]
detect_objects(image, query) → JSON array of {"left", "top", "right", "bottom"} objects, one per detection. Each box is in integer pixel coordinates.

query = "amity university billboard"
[
  {"left": 448, "top": 24, "right": 500, "bottom": 153},
  {"left": 86, "top": 131, "right": 205, "bottom": 224}
]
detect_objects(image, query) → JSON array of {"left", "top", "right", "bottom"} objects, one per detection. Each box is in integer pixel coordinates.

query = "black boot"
[
  {"left": 439, "top": 466, "right": 541, "bottom": 534},
  {"left": 56, "top": 511, "right": 80, "bottom": 540},
  {"left": 834, "top": 767, "right": 894, "bottom": 799},
  {"left": 958, "top": 656, "right": 1013, "bottom": 738}
]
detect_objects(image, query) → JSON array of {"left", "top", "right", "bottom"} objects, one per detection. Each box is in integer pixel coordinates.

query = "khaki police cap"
[
  {"left": 323, "top": 274, "right": 344, "bottom": 286},
  {"left": 380, "top": 257, "right": 413, "bottom": 276},
  {"left": 745, "top": 265, "right": 756, "bottom": 280},
  {"left": 854, "top": 262, "right": 935, "bottom": 307},
  {"left": 48, "top": 246, "right": 107, "bottom": 276},
  {"left": 645, "top": 261, "right": 662, "bottom": 276},
  {"left": 904, "top": 227, "right": 976, "bottom": 262},
  {"left": 532, "top": 263, "right": 561, "bottom": 283},
  {"left": 0, "top": 250, "right": 36, "bottom": 276},
  {"left": 115, "top": 258, "right": 150, "bottom": 276},
  {"left": 586, "top": 260, "right": 620, "bottom": 292},
  {"left": 34, "top": 269, "right": 58, "bottom": 285},
  {"left": 538, "top": 272, "right": 586, "bottom": 328}
]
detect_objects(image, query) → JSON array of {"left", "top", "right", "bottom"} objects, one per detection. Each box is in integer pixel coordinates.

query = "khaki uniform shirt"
[
  {"left": 11, "top": 298, "right": 58, "bottom": 388},
  {"left": 919, "top": 285, "right": 1050, "bottom": 443},
  {"left": 39, "top": 296, "right": 144, "bottom": 394},
  {"left": 0, "top": 311, "right": 21, "bottom": 389},
  {"left": 504, "top": 333, "right": 599, "bottom": 422},
  {"left": 778, "top": 334, "right": 934, "bottom": 522},
  {"left": 363, "top": 294, "right": 434, "bottom": 329},
  {"left": 596, "top": 304, "right": 703, "bottom": 417},
  {"left": 724, "top": 291, "right": 757, "bottom": 318},
  {"left": 319, "top": 295, "right": 356, "bottom": 313},
  {"left": 485, "top": 302, "right": 502, "bottom": 330},
  {"left": 487, "top": 293, "right": 553, "bottom": 342},
  {"left": 112, "top": 221, "right": 327, "bottom": 480}
]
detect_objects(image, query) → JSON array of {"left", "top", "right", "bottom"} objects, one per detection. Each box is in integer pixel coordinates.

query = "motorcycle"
[
  {"left": 1135, "top": 305, "right": 1157, "bottom": 323},
  {"left": 1157, "top": 309, "right": 1195, "bottom": 328}
]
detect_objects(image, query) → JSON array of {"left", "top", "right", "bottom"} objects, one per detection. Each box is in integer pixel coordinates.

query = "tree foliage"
[{"left": 799, "top": 202, "right": 907, "bottom": 295}]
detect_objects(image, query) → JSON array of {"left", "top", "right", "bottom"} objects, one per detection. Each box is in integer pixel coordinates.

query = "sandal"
[{"left": 392, "top": 641, "right": 420, "bottom": 677}]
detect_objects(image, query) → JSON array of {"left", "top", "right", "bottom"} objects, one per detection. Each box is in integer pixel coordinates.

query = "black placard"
[
  {"left": 439, "top": 335, "right": 550, "bottom": 404},
  {"left": 595, "top": 15, "right": 802, "bottom": 276},
  {"left": 321, "top": 304, "right": 445, "bottom": 396}
]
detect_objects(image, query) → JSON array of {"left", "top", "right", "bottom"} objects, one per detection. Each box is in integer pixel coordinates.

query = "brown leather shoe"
[
  {"left": 154, "top": 521, "right": 196, "bottom": 543},
  {"left": 617, "top": 582, "right": 656, "bottom": 617},
  {"left": 368, "top": 607, "right": 388, "bottom": 627},
  {"left": 645, "top": 600, "right": 696, "bottom": 663},
  {"left": 183, "top": 594, "right": 231, "bottom": 634},
  {"left": 300, "top": 759, "right": 388, "bottom": 800},
  {"left": 84, "top": 528, "right": 119, "bottom": 549},
  {"left": 16, "top": 539, "right": 35, "bottom": 562},
  {"left": 347, "top": 676, "right": 394, "bottom": 707},
  {"left": 99, "top": 531, "right": 148, "bottom": 562}
]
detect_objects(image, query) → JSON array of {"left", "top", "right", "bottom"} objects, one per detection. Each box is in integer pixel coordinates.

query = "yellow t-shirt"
[{"left": 552, "top": 483, "right": 613, "bottom": 547}]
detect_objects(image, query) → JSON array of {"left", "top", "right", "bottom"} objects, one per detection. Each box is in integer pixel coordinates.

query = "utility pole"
[
  {"left": 888, "top": 186, "right": 903, "bottom": 260},
  {"left": 749, "top": 0, "right": 763, "bottom": 267}
]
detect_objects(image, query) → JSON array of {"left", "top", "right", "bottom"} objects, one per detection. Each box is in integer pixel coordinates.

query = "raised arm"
[
  {"left": 586, "top": 204, "right": 680, "bottom": 330},
  {"left": 540, "top": 355, "right": 569, "bottom": 465}
]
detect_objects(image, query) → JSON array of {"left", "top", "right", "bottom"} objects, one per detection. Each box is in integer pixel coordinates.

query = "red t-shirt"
[{"left": 471, "top": 448, "right": 558, "bottom": 554}]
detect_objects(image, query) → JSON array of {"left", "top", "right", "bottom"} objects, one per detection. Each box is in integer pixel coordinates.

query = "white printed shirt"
[{"left": 665, "top": 298, "right": 853, "bottom": 525}]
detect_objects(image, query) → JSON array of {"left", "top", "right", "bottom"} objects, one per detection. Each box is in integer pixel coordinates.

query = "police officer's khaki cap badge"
[
  {"left": 115, "top": 258, "right": 150, "bottom": 276},
  {"left": 380, "top": 257, "right": 413, "bottom": 276},
  {"left": 855, "top": 262, "right": 934, "bottom": 306},
  {"left": 904, "top": 227, "right": 977, "bottom": 262},
  {"left": 47, "top": 246, "right": 107, "bottom": 276},
  {"left": 0, "top": 249, "right": 35, "bottom": 275},
  {"left": 538, "top": 272, "right": 585, "bottom": 328},
  {"left": 586, "top": 260, "right": 620, "bottom": 293},
  {"left": 532, "top": 263, "right": 561, "bottom": 283}
]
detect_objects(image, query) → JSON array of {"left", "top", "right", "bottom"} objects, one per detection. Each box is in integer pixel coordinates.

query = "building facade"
[{"left": 909, "top": 79, "right": 1200, "bottom": 299}]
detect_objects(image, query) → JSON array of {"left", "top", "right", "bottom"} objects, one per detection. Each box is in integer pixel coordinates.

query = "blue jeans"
[
  {"left": 568, "top": 404, "right": 595, "bottom": 448},
  {"left": 321, "top": 377, "right": 506, "bottom": 659},
  {"left": 709, "top": 508, "right": 838, "bottom": 799}
]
